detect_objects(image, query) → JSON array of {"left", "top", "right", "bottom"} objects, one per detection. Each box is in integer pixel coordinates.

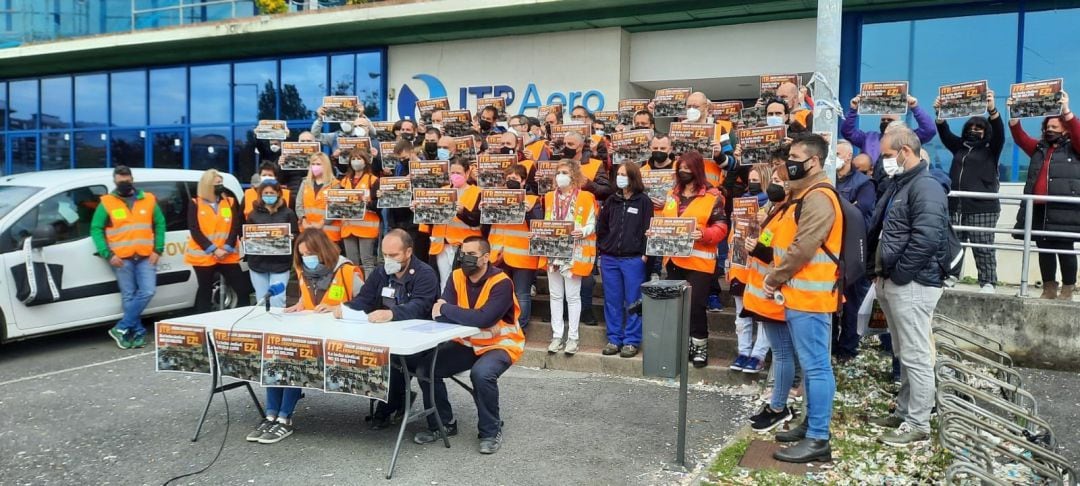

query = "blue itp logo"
[{"left": 398, "top": 74, "right": 447, "bottom": 121}]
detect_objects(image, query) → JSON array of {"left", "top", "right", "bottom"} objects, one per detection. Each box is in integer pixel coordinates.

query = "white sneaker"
[
  {"left": 564, "top": 339, "right": 579, "bottom": 355},
  {"left": 979, "top": 284, "right": 995, "bottom": 294},
  {"left": 547, "top": 339, "right": 563, "bottom": 354},
  {"left": 944, "top": 276, "right": 958, "bottom": 288}
]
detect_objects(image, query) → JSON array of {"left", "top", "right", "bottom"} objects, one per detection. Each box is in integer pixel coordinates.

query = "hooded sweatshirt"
[{"left": 937, "top": 115, "right": 1004, "bottom": 214}]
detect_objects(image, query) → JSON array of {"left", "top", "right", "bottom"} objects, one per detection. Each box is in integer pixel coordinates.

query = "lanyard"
[{"left": 554, "top": 189, "right": 578, "bottom": 220}]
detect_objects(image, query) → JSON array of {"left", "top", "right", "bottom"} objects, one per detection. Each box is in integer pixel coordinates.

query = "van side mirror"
[{"left": 30, "top": 225, "right": 57, "bottom": 248}]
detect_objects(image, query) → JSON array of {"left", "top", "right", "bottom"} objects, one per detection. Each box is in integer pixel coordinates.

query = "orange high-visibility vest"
[
  {"left": 742, "top": 205, "right": 790, "bottom": 322},
  {"left": 297, "top": 262, "right": 362, "bottom": 309},
  {"left": 450, "top": 269, "right": 525, "bottom": 363},
  {"left": 339, "top": 173, "right": 381, "bottom": 239},
  {"left": 244, "top": 187, "right": 291, "bottom": 217},
  {"left": 524, "top": 140, "right": 548, "bottom": 161},
  {"left": 185, "top": 196, "right": 240, "bottom": 267},
  {"left": 301, "top": 180, "right": 342, "bottom": 243},
  {"left": 662, "top": 192, "right": 718, "bottom": 273},
  {"left": 771, "top": 184, "right": 844, "bottom": 313},
  {"left": 427, "top": 185, "right": 482, "bottom": 255},
  {"left": 489, "top": 195, "right": 540, "bottom": 270},
  {"left": 538, "top": 189, "right": 597, "bottom": 277},
  {"left": 100, "top": 193, "right": 157, "bottom": 259},
  {"left": 703, "top": 159, "right": 724, "bottom": 189},
  {"left": 792, "top": 109, "right": 812, "bottom": 129},
  {"left": 580, "top": 158, "right": 603, "bottom": 182}
]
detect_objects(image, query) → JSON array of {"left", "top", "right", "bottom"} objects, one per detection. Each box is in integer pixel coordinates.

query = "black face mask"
[
  {"left": 214, "top": 184, "right": 226, "bottom": 196},
  {"left": 676, "top": 171, "right": 694, "bottom": 184},
  {"left": 116, "top": 181, "right": 135, "bottom": 197},
  {"left": 506, "top": 179, "right": 522, "bottom": 190},
  {"left": 964, "top": 131, "right": 983, "bottom": 142},
  {"left": 562, "top": 146, "right": 579, "bottom": 160},
  {"left": 1044, "top": 131, "right": 1064, "bottom": 145},
  {"left": 634, "top": 125, "right": 651, "bottom": 131},
  {"left": 479, "top": 120, "right": 493, "bottom": 132},
  {"left": 401, "top": 133, "right": 416, "bottom": 143},
  {"left": 785, "top": 157, "right": 812, "bottom": 180},
  {"left": 879, "top": 121, "right": 891, "bottom": 134},
  {"left": 459, "top": 253, "right": 482, "bottom": 275},
  {"left": 424, "top": 141, "right": 438, "bottom": 155},
  {"left": 748, "top": 182, "right": 763, "bottom": 195},
  {"left": 649, "top": 151, "right": 671, "bottom": 167},
  {"left": 498, "top": 146, "right": 514, "bottom": 155},
  {"left": 766, "top": 183, "right": 786, "bottom": 202}
]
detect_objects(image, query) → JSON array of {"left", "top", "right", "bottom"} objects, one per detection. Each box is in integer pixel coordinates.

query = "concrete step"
[
  {"left": 515, "top": 341, "right": 762, "bottom": 386},
  {"left": 528, "top": 295, "right": 738, "bottom": 335},
  {"left": 532, "top": 272, "right": 737, "bottom": 307},
  {"left": 524, "top": 320, "right": 738, "bottom": 359}
]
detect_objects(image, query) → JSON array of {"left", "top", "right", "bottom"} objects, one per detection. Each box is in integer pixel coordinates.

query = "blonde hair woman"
[
  {"left": 185, "top": 169, "right": 251, "bottom": 312},
  {"left": 296, "top": 152, "right": 342, "bottom": 243}
]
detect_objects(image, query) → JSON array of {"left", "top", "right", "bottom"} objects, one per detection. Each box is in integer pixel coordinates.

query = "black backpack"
[{"left": 794, "top": 182, "right": 868, "bottom": 294}]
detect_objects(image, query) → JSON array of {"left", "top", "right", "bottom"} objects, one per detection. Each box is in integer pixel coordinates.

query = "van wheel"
[{"left": 210, "top": 276, "right": 239, "bottom": 311}]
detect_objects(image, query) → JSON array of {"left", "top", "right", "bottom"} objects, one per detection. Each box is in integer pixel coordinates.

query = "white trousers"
[{"left": 547, "top": 269, "right": 582, "bottom": 340}]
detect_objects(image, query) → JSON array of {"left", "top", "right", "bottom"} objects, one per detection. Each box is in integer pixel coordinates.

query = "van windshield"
[{"left": 0, "top": 185, "right": 42, "bottom": 220}]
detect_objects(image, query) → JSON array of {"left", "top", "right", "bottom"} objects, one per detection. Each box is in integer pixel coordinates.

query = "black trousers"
[
  {"left": 665, "top": 262, "right": 712, "bottom": 340},
  {"left": 193, "top": 264, "right": 251, "bottom": 313},
  {"left": 1037, "top": 239, "right": 1078, "bottom": 286}
]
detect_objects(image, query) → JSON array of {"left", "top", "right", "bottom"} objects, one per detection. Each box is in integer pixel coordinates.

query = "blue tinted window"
[
  {"left": 111, "top": 71, "right": 147, "bottom": 127},
  {"left": 330, "top": 54, "right": 355, "bottom": 96},
  {"left": 280, "top": 56, "right": 326, "bottom": 121},
  {"left": 0, "top": 82, "right": 6, "bottom": 130},
  {"left": 233, "top": 60, "right": 277, "bottom": 123},
  {"left": 10, "top": 134, "right": 37, "bottom": 174},
  {"left": 233, "top": 126, "right": 258, "bottom": 185},
  {"left": 9, "top": 80, "right": 38, "bottom": 130},
  {"left": 40, "top": 76, "right": 73, "bottom": 128},
  {"left": 190, "top": 64, "right": 230, "bottom": 124},
  {"left": 75, "top": 74, "right": 109, "bottom": 127},
  {"left": 150, "top": 67, "right": 187, "bottom": 125},
  {"left": 110, "top": 130, "right": 146, "bottom": 167},
  {"left": 357, "top": 51, "right": 384, "bottom": 120},
  {"left": 40, "top": 132, "right": 71, "bottom": 170},
  {"left": 189, "top": 127, "right": 231, "bottom": 172},
  {"left": 75, "top": 131, "right": 109, "bottom": 168},
  {"left": 150, "top": 130, "right": 185, "bottom": 169}
]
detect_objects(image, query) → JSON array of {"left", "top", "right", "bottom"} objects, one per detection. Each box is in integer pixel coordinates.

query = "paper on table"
[
  {"left": 270, "top": 308, "right": 316, "bottom": 317},
  {"left": 338, "top": 306, "right": 370, "bottom": 323},
  {"left": 404, "top": 322, "right": 460, "bottom": 334}
]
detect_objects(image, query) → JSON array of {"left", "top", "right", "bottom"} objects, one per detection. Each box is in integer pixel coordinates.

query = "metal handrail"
[
  {"left": 130, "top": 0, "right": 242, "bottom": 29},
  {"left": 948, "top": 190, "right": 1080, "bottom": 297}
]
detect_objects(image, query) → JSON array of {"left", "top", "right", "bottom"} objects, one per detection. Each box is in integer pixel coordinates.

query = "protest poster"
[
  {"left": 324, "top": 339, "right": 391, "bottom": 402},
  {"left": 709, "top": 101, "right": 743, "bottom": 121},
  {"left": 670, "top": 122, "right": 715, "bottom": 156},
  {"left": 653, "top": 88, "right": 692, "bottom": 118},
  {"left": 937, "top": 81, "right": 988, "bottom": 119},
  {"left": 413, "top": 188, "right": 458, "bottom": 225},
  {"left": 528, "top": 220, "right": 575, "bottom": 259},
  {"left": 242, "top": 223, "right": 292, "bottom": 256},
  {"left": 617, "top": 99, "right": 651, "bottom": 126},
  {"left": 1009, "top": 79, "right": 1064, "bottom": 119},
  {"left": 729, "top": 197, "right": 761, "bottom": 268},
  {"left": 760, "top": 74, "right": 800, "bottom": 99},
  {"left": 593, "top": 111, "right": 619, "bottom": 134},
  {"left": 261, "top": 333, "right": 325, "bottom": 391},
  {"left": 480, "top": 188, "right": 526, "bottom": 224},
  {"left": 442, "top": 110, "right": 473, "bottom": 137},
  {"left": 611, "top": 129, "right": 652, "bottom": 165},
  {"left": 453, "top": 136, "right": 478, "bottom": 166},
  {"left": 550, "top": 122, "right": 591, "bottom": 150},
  {"left": 477, "top": 153, "right": 516, "bottom": 188},
  {"left": 737, "top": 105, "right": 767, "bottom": 128},
  {"left": 325, "top": 189, "right": 367, "bottom": 221},
  {"left": 736, "top": 126, "right": 787, "bottom": 166},
  {"left": 254, "top": 120, "right": 288, "bottom": 140},
  {"left": 321, "top": 96, "right": 361, "bottom": 122},
  {"left": 410, "top": 160, "right": 450, "bottom": 189},
  {"left": 537, "top": 104, "right": 564, "bottom": 123},
  {"left": 279, "top": 141, "right": 320, "bottom": 170},
  {"left": 646, "top": 217, "right": 697, "bottom": 257},
  {"left": 535, "top": 160, "right": 560, "bottom": 195},
  {"left": 371, "top": 121, "right": 397, "bottom": 142},
  {"left": 376, "top": 176, "right": 412, "bottom": 209},
  {"left": 336, "top": 136, "right": 371, "bottom": 165},
  {"left": 641, "top": 169, "right": 675, "bottom": 203},
  {"left": 477, "top": 97, "right": 508, "bottom": 122},
  {"left": 212, "top": 329, "right": 263, "bottom": 382},
  {"left": 155, "top": 322, "right": 210, "bottom": 374},
  {"left": 379, "top": 141, "right": 403, "bottom": 175},
  {"left": 859, "top": 81, "right": 909, "bottom": 116},
  {"left": 417, "top": 97, "right": 450, "bottom": 125},
  {"left": 486, "top": 133, "right": 504, "bottom": 147}
]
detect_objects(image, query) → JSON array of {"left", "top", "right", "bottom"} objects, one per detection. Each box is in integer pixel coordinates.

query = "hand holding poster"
[
  {"left": 938, "top": 81, "right": 988, "bottom": 119},
  {"left": 377, "top": 176, "right": 412, "bottom": 208},
  {"left": 729, "top": 197, "right": 761, "bottom": 268},
  {"left": 442, "top": 110, "right": 473, "bottom": 137},
  {"left": 410, "top": 160, "right": 450, "bottom": 189},
  {"left": 155, "top": 322, "right": 210, "bottom": 374},
  {"left": 372, "top": 121, "right": 397, "bottom": 142},
  {"left": 477, "top": 97, "right": 508, "bottom": 122},
  {"left": 379, "top": 141, "right": 403, "bottom": 174},
  {"left": 653, "top": 88, "right": 692, "bottom": 118},
  {"left": 670, "top": 122, "right": 715, "bottom": 156},
  {"left": 593, "top": 111, "right": 618, "bottom": 134},
  {"left": 535, "top": 160, "right": 559, "bottom": 195},
  {"left": 710, "top": 101, "right": 743, "bottom": 121},
  {"left": 261, "top": 333, "right": 325, "bottom": 390},
  {"left": 611, "top": 129, "right": 651, "bottom": 165},
  {"left": 529, "top": 220, "right": 575, "bottom": 259},
  {"left": 280, "top": 141, "right": 320, "bottom": 170},
  {"left": 760, "top": 74, "right": 800, "bottom": 99},
  {"left": 243, "top": 223, "right": 292, "bottom": 256},
  {"left": 537, "top": 104, "right": 564, "bottom": 124},
  {"left": 859, "top": 81, "right": 909, "bottom": 116},
  {"left": 417, "top": 97, "right": 450, "bottom": 125},
  {"left": 255, "top": 120, "right": 288, "bottom": 140},
  {"left": 646, "top": 218, "right": 697, "bottom": 257},
  {"left": 641, "top": 169, "right": 675, "bottom": 204},
  {"left": 617, "top": 99, "right": 650, "bottom": 126},
  {"left": 325, "top": 189, "right": 367, "bottom": 221},
  {"left": 324, "top": 339, "right": 391, "bottom": 402},
  {"left": 736, "top": 126, "right": 787, "bottom": 166},
  {"left": 213, "top": 330, "right": 263, "bottom": 382},
  {"left": 480, "top": 188, "right": 526, "bottom": 224},
  {"left": 453, "top": 136, "right": 478, "bottom": 166},
  {"left": 1009, "top": 79, "right": 1063, "bottom": 119},
  {"left": 322, "top": 96, "right": 361, "bottom": 122},
  {"left": 477, "top": 154, "right": 516, "bottom": 188},
  {"left": 413, "top": 188, "right": 458, "bottom": 224}
]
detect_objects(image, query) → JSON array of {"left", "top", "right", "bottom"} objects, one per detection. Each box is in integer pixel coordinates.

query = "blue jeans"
[
  {"left": 761, "top": 322, "right": 796, "bottom": 411},
  {"left": 113, "top": 257, "right": 156, "bottom": 338},
  {"left": 250, "top": 271, "right": 290, "bottom": 308},
  {"left": 502, "top": 264, "right": 535, "bottom": 330},
  {"left": 785, "top": 309, "right": 836, "bottom": 440},
  {"left": 600, "top": 255, "right": 646, "bottom": 346},
  {"left": 265, "top": 387, "right": 302, "bottom": 419}
]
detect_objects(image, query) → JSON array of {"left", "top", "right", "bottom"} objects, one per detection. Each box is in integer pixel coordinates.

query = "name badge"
[
  {"left": 627, "top": 207, "right": 639, "bottom": 215},
  {"left": 381, "top": 286, "right": 396, "bottom": 298},
  {"left": 328, "top": 284, "right": 345, "bottom": 301}
]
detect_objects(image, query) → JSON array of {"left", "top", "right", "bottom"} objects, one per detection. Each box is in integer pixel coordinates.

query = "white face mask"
[
  {"left": 269, "top": 144, "right": 281, "bottom": 153},
  {"left": 616, "top": 175, "right": 629, "bottom": 189},
  {"left": 685, "top": 107, "right": 702, "bottom": 122},
  {"left": 555, "top": 173, "right": 572, "bottom": 189},
  {"left": 341, "top": 122, "right": 354, "bottom": 133},
  {"left": 351, "top": 159, "right": 366, "bottom": 171},
  {"left": 882, "top": 156, "right": 902, "bottom": 177},
  {"left": 766, "top": 116, "right": 785, "bottom": 127},
  {"left": 354, "top": 127, "right": 368, "bottom": 138}
]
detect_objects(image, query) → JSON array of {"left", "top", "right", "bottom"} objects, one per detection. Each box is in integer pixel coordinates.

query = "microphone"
[{"left": 261, "top": 282, "right": 287, "bottom": 312}]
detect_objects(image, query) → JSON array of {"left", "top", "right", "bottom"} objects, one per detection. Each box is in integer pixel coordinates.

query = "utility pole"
[{"left": 814, "top": 0, "right": 843, "bottom": 185}]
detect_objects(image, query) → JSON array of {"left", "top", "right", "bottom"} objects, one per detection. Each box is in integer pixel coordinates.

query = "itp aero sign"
[{"left": 397, "top": 74, "right": 606, "bottom": 120}]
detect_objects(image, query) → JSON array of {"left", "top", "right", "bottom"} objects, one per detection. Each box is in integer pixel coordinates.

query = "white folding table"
[{"left": 160, "top": 306, "right": 480, "bottom": 480}]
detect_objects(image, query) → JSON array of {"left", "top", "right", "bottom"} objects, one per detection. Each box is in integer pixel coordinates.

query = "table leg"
[
  {"left": 192, "top": 346, "right": 221, "bottom": 443},
  {"left": 386, "top": 355, "right": 412, "bottom": 480},
  {"left": 244, "top": 382, "right": 265, "bottom": 418}
]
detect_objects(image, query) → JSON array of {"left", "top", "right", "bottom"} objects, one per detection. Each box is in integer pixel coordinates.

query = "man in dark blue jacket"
[
  {"left": 833, "top": 140, "right": 876, "bottom": 360},
  {"left": 866, "top": 126, "right": 949, "bottom": 448}
]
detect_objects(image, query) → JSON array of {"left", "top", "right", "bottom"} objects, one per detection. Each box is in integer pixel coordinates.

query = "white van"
[{"left": 0, "top": 168, "right": 245, "bottom": 343}]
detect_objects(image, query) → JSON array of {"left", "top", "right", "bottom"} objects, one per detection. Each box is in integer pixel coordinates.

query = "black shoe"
[
  {"left": 775, "top": 422, "right": 807, "bottom": 443},
  {"left": 413, "top": 421, "right": 458, "bottom": 444},
  {"left": 750, "top": 405, "right": 793, "bottom": 433},
  {"left": 773, "top": 438, "right": 832, "bottom": 463},
  {"left": 601, "top": 343, "right": 620, "bottom": 356},
  {"left": 689, "top": 340, "right": 708, "bottom": 368},
  {"left": 478, "top": 429, "right": 502, "bottom": 454}
]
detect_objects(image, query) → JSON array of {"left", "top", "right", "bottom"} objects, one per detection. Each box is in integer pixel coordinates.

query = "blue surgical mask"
[
  {"left": 436, "top": 148, "right": 451, "bottom": 160},
  {"left": 262, "top": 195, "right": 279, "bottom": 206},
  {"left": 301, "top": 255, "right": 320, "bottom": 270},
  {"left": 616, "top": 175, "right": 629, "bottom": 189},
  {"left": 766, "top": 115, "right": 785, "bottom": 127}
]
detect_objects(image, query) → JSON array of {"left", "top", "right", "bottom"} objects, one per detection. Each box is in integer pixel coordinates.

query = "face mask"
[
  {"left": 595, "top": 129, "right": 605, "bottom": 136},
  {"left": 269, "top": 144, "right": 281, "bottom": 153},
  {"left": 555, "top": 173, "right": 572, "bottom": 189},
  {"left": 459, "top": 253, "right": 481, "bottom": 275},
  {"left": 650, "top": 151, "right": 670, "bottom": 166},
  {"left": 450, "top": 173, "right": 466, "bottom": 188},
  {"left": 116, "top": 181, "right": 135, "bottom": 196},
  {"left": 479, "top": 120, "right": 493, "bottom": 132},
  {"left": 882, "top": 156, "right": 902, "bottom": 177},
  {"left": 785, "top": 157, "right": 811, "bottom": 180},
  {"left": 616, "top": 175, "right": 629, "bottom": 189},
  {"left": 301, "top": 255, "right": 320, "bottom": 270},
  {"left": 351, "top": 159, "right": 366, "bottom": 171},
  {"left": 498, "top": 146, "right": 514, "bottom": 155},
  {"left": 341, "top": 122, "right": 354, "bottom": 133},
  {"left": 676, "top": 171, "right": 694, "bottom": 184},
  {"left": 401, "top": 133, "right": 415, "bottom": 143},
  {"left": 424, "top": 141, "right": 438, "bottom": 154},
  {"left": 634, "top": 125, "right": 651, "bottom": 131},
  {"left": 748, "top": 182, "right": 762, "bottom": 195},
  {"left": 767, "top": 183, "right": 786, "bottom": 202},
  {"left": 354, "top": 127, "right": 368, "bottom": 138},
  {"left": 685, "top": 107, "right": 702, "bottom": 122},
  {"left": 310, "top": 165, "right": 323, "bottom": 177},
  {"left": 262, "top": 195, "right": 279, "bottom": 206},
  {"left": 964, "top": 131, "right": 983, "bottom": 142},
  {"left": 562, "top": 146, "right": 579, "bottom": 160},
  {"left": 506, "top": 179, "right": 522, "bottom": 190},
  {"left": 436, "top": 148, "right": 451, "bottom": 160},
  {"left": 766, "top": 116, "right": 785, "bottom": 127},
  {"left": 214, "top": 184, "right": 226, "bottom": 196},
  {"left": 384, "top": 256, "right": 403, "bottom": 275},
  {"left": 879, "top": 121, "right": 891, "bottom": 134},
  {"left": 1044, "top": 131, "right": 1063, "bottom": 145}
]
